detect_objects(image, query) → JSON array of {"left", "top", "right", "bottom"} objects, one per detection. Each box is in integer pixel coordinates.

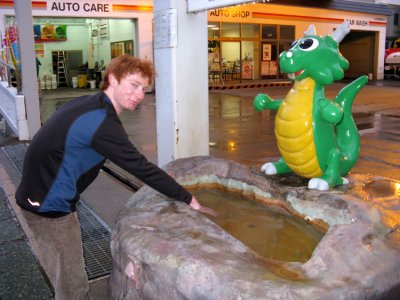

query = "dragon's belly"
[{"left": 275, "top": 78, "right": 322, "bottom": 178}]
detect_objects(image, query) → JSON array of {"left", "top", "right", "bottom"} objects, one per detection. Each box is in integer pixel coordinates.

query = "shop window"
[
  {"left": 278, "top": 42, "right": 293, "bottom": 78},
  {"left": 242, "top": 24, "right": 259, "bottom": 38},
  {"left": 110, "top": 40, "right": 134, "bottom": 59},
  {"left": 220, "top": 41, "right": 240, "bottom": 81},
  {"left": 280, "top": 25, "right": 295, "bottom": 40},
  {"left": 221, "top": 23, "right": 240, "bottom": 38},
  {"left": 208, "top": 40, "right": 220, "bottom": 54},
  {"left": 262, "top": 25, "right": 277, "bottom": 39},
  {"left": 208, "top": 22, "right": 220, "bottom": 39},
  {"left": 394, "top": 13, "right": 399, "bottom": 26}
]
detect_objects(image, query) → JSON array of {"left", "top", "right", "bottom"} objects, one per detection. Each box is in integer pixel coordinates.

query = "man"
[{"left": 16, "top": 54, "right": 204, "bottom": 299}]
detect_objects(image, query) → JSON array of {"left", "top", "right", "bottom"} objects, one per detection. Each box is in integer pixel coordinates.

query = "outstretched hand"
[
  {"left": 254, "top": 93, "right": 272, "bottom": 111},
  {"left": 189, "top": 196, "right": 218, "bottom": 217}
]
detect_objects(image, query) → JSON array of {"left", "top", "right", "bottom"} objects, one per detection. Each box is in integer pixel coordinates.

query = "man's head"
[
  {"left": 101, "top": 55, "right": 154, "bottom": 114},
  {"left": 100, "top": 54, "right": 154, "bottom": 91}
]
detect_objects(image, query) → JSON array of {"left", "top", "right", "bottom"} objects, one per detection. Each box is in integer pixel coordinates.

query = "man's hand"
[
  {"left": 189, "top": 196, "right": 218, "bottom": 217},
  {"left": 189, "top": 196, "right": 201, "bottom": 210}
]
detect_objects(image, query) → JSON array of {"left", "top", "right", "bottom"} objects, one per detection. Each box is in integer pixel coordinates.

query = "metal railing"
[{"left": 0, "top": 59, "right": 21, "bottom": 94}]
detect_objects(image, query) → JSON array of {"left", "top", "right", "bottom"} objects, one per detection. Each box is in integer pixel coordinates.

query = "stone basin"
[{"left": 109, "top": 156, "right": 400, "bottom": 299}]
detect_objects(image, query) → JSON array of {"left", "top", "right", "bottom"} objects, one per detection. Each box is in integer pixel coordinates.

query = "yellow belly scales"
[{"left": 275, "top": 78, "right": 322, "bottom": 178}]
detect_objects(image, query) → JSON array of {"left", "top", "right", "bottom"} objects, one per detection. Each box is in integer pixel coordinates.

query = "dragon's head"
[{"left": 280, "top": 21, "right": 350, "bottom": 86}]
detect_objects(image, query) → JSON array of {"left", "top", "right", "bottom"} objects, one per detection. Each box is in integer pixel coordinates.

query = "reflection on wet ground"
[
  {"left": 39, "top": 84, "right": 400, "bottom": 233},
  {"left": 40, "top": 81, "right": 400, "bottom": 183},
  {"left": 364, "top": 178, "right": 400, "bottom": 198},
  {"left": 190, "top": 187, "right": 325, "bottom": 262},
  {"left": 349, "top": 176, "right": 400, "bottom": 230},
  {"left": 209, "top": 93, "right": 279, "bottom": 165}
]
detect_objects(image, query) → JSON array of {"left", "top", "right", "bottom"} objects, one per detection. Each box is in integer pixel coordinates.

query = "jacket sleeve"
[{"left": 91, "top": 114, "right": 192, "bottom": 204}]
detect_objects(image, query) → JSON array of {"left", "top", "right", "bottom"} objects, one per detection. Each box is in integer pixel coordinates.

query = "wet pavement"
[
  {"left": 0, "top": 78, "right": 399, "bottom": 299},
  {"left": 209, "top": 81, "right": 400, "bottom": 181},
  {"left": 37, "top": 80, "right": 400, "bottom": 182}
]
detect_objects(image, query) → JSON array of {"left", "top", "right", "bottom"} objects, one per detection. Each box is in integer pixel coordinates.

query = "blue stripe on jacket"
[{"left": 40, "top": 109, "right": 106, "bottom": 212}]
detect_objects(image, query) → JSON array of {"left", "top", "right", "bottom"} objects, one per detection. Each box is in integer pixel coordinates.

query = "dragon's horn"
[
  {"left": 304, "top": 24, "right": 316, "bottom": 36},
  {"left": 331, "top": 20, "right": 351, "bottom": 43}
]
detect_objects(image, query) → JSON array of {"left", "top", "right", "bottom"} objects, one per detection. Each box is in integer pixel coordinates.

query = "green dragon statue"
[{"left": 254, "top": 21, "right": 368, "bottom": 190}]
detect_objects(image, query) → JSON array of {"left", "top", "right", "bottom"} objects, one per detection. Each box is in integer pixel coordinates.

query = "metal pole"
[{"left": 14, "top": 0, "right": 41, "bottom": 139}]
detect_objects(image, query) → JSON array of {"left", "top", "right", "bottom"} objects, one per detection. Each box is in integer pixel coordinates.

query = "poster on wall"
[
  {"left": 213, "top": 52, "right": 219, "bottom": 62},
  {"left": 242, "top": 60, "right": 252, "bottom": 79},
  {"left": 34, "top": 24, "right": 67, "bottom": 42},
  {"left": 35, "top": 43, "right": 45, "bottom": 57},
  {"left": 261, "top": 61, "right": 278, "bottom": 76},
  {"left": 269, "top": 61, "right": 278, "bottom": 75},
  {"left": 6, "top": 18, "right": 20, "bottom": 71},
  {"left": 261, "top": 61, "right": 269, "bottom": 76},
  {"left": 262, "top": 44, "right": 271, "bottom": 61},
  {"left": 154, "top": 9, "right": 178, "bottom": 49}
]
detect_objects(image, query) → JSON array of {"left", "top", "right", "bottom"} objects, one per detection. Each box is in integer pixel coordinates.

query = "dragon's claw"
[
  {"left": 308, "top": 178, "right": 329, "bottom": 191},
  {"left": 261, "top": 163, "right": 277, "bottom": 175}
]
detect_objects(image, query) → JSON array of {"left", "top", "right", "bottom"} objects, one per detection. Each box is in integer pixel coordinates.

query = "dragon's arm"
[
  {"left": 254, "top": 94, "right": 282, "bottom": 111},
  {"left": 318, "top": 99, "right": 343, "bottom": 124}
]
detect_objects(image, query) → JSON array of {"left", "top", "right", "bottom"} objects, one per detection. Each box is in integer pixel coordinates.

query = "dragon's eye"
[{"left": 299, "top": 38, "right": 319, "bottom": 51}]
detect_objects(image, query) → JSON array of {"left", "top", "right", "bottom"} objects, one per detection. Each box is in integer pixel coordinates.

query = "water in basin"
[{"left": 190, "top": 188, "right": 326, "bottom": 262}]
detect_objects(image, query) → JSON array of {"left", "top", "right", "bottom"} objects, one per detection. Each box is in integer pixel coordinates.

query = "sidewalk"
[
  {"left": 1, "top": 78, "right": 399, "bottom": 299},
  {"left": 0, "top": 144, "right": 54, "bottom": 299},
  {"left": 0, "top": 142, "right": 128, "bottom": 300}
]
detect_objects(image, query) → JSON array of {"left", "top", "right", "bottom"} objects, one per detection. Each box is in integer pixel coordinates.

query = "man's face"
[{"left": 111, "top": 72, "right": 149, "bottom": 112}]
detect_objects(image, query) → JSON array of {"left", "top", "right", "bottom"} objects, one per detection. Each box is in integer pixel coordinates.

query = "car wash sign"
[{"left": 187, "top": 0, "right": 261, "bottom": 13}]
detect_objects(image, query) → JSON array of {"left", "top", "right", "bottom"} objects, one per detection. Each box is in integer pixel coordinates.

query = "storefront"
[
  {"left": 207, "top": 2, "right": 391, "bottom": 81},
  {"left": 0, "top": 0, "right": 153, "bottom": 87},
  {"left": 0, "top": 0, "right": 392, "bottom": 87}
]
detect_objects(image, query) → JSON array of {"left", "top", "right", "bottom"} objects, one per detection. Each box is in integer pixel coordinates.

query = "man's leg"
[{"left": 21, "top": 210, "right": 89, "bottom": 300}]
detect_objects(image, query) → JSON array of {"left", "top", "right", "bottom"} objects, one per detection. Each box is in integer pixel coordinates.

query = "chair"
[
  {"left": 232, "top": 62, "right": 240, "bottom": 80},
  {"left": 209, "top": 63, "right": 224, "bottom": 85},
  {"left": 223, "top": 62, "right": 234, "bottom": 82}
]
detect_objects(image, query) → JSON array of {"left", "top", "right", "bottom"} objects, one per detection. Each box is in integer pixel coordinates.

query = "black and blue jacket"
[{"left": 16, "top": 92, "right": 192, "bottom": 217}]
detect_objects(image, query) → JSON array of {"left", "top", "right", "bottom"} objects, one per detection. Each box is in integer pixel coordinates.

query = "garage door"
[{"left": 340, "top": 31, "right": 376, "bottom": 79}]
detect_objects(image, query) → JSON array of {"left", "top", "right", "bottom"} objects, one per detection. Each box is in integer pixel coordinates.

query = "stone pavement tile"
[
  {"left": 0, "top": 218, "right": 24, "bottom": 242},
  {"left": 0, "top": 195, "right": 12, "bottom": 221},
  {"left": 0, "top": 188, "right": 54, "bottom": 300},
  {"left": 0, "top": 240, "right": 54, "bottom": 300}
]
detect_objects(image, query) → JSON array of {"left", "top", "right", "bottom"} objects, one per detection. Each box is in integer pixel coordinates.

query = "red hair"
[{"left": 100, "top": 54, "right": 154, "bottom": 90}]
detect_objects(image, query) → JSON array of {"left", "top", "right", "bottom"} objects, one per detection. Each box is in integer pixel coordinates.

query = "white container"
[
  {"left": 72, "top": 76, "right": 78, "bottom": 88},
  {"left": 46, "top": 80, "right": 52, "bottom": 90},
  {"left": 89, "top": 80, "right": 96, "bottom": 89},
  {"left": 51, "top": 74, "right": 57, "bottom": 81},
  {"left": 51, "top": 80, "right": 57, "bottom": 89}
]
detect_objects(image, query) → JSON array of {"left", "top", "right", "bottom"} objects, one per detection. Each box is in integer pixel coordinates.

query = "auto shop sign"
[{"left": 188, "top": 0, "right": 262, "bottom": 13}]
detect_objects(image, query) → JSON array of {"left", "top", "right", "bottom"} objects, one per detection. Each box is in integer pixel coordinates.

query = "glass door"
[{"left": 221, "top": 41, "right": 240, "bottom": 82}]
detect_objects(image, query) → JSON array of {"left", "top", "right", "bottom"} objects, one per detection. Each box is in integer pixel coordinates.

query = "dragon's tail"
[{"left": 334, "top": 75, "right": 368, "bottom": 175}]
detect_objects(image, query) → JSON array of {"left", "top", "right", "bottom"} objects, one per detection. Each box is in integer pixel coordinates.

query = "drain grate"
[
  {"left": 2, "top": 144, "right": 112, "bottom": 280},
  {"left": 77, "top": 201, "right": 112, "bottom": 279}
]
